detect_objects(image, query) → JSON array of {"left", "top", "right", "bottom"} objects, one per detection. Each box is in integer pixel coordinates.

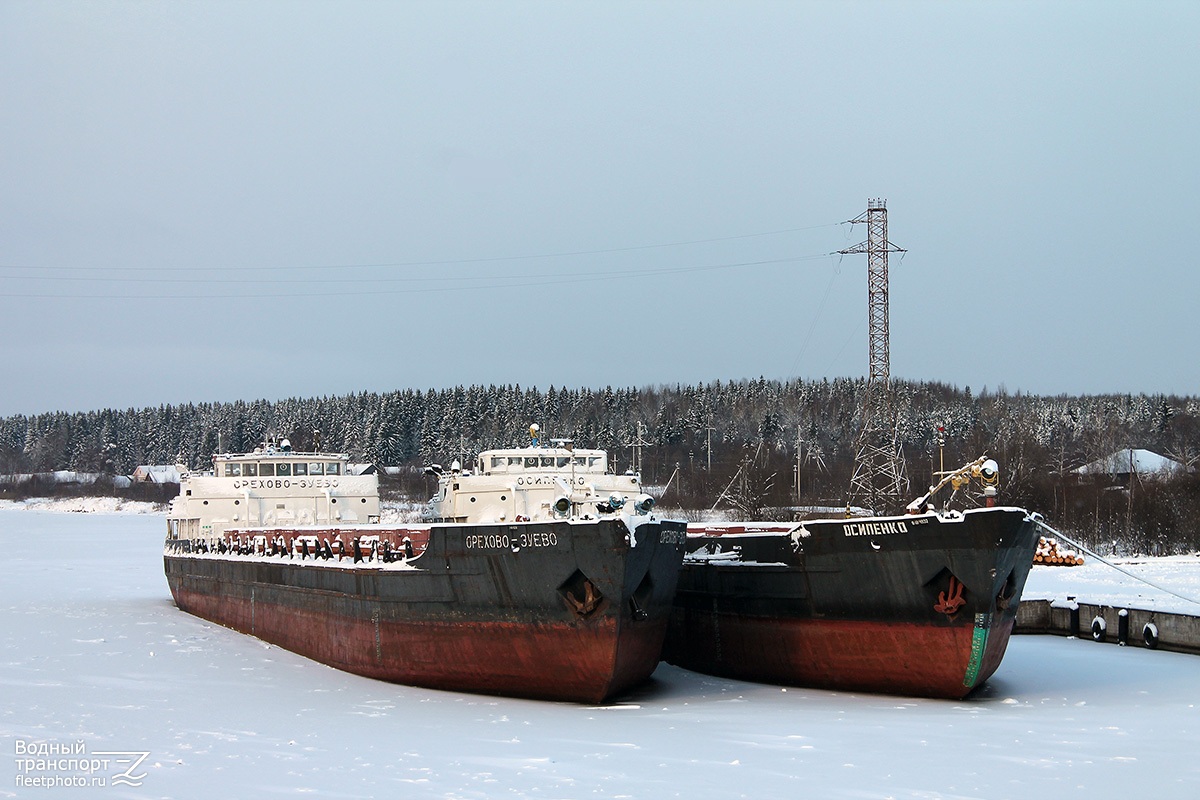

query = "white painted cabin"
[
  {"left": 424, "top": 445, "right": 653, "bottom": 524},
  {"left": 167, "top": 442, "right": 381, "bottom": 543}
]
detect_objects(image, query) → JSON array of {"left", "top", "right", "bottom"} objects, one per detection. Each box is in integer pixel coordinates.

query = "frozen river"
[{"left": 2, "top": 508, "right": 1198, "bottom": 799}]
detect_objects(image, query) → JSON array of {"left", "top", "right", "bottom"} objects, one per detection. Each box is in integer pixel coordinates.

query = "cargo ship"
[
  {"left": 164, "top": 427, "right": 687, "bottom": 703},
  {"left": 663, "top": 458, "right": 1040, "bottom": 699}
]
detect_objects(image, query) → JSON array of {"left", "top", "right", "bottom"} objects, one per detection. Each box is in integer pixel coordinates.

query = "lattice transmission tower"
[{"left": 838, "top": 198, "right": 909, "bottom": 512}]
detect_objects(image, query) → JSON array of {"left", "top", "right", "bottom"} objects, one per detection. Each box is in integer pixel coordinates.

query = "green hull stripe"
[{"left": 963, "top": 613, "right": 990, "bottom": 687}]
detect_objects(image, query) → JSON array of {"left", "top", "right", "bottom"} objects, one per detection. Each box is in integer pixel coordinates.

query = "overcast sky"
[{"left": 2, "top": 1, "right": 1197, "bottom": 417}]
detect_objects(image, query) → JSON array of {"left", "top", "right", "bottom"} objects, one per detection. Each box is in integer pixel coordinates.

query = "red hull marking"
[
  {"left": 171, "top": 587, "right": 664, "bottom": 703},
  {"left": 673, "top": 613, "right": 1017, "bottom": 699}
]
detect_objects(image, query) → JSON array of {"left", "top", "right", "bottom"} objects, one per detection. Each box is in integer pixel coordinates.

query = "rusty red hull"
[
  {"left": 165, "top": 518, "right": 686, "bottom": 703},
  {"left": 170, "top": 586, "right": 666, "bottom": 702},
  {"left": 664, "top": 507, "right": 1038, "bottom": 699},
  {"left": 665, "top": 611, "right": 1017, "bottom": 699}
]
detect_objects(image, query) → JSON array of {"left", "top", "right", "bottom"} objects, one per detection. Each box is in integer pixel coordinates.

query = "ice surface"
[{"left": 2, "top": 509, "right": 1199, "bottom": 799}]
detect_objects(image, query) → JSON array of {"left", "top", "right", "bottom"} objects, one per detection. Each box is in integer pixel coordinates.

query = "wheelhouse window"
[
  {"left": 308, "top": 463, "right": 324, "bottom": 475},
  {"left": 259, "top": 463, "right": 276, "bottom": 477},
  {"left": 224, "top": 463, "right": 241, "bottom": 477},
  {"left": 243, "top": 463, "right": 258, "bottom": 477},
  {"left": 325, "top": 463, "right": 341, "bottom": 476},
  {"left": 276, "top": 462, "right": 291, "bottom": 476}
]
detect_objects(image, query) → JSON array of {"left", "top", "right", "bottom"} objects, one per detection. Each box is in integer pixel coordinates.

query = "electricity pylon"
[{"left": 838, "top": 198, "right": 909, "bottom": 513}]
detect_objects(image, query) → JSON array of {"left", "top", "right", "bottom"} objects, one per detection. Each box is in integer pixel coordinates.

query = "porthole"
[
  {"left": 331, "top": 498, "right": 338, "bottom": 504},
  {"left": 203, "top": 500, "right": 209, "bottom": 505},
  {"left": 234, "top": 499, "right": 240, "bottom": 505},
  {"left": 470, "top": 497, "right": 477, "bottom": 503},
  {"left": 500, "top": 495, "right": 506, "bottom": 501},
  {"left": 361, "top": 498, "right": 367, "bottom": 503}
]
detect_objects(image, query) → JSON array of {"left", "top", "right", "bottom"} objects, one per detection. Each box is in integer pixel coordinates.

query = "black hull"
[
  {"left": 165, "top": 518, "right": 686, "bottom": 703},
  {"left": 664, "top": 507, "right": 1039, "bottom": 698}
]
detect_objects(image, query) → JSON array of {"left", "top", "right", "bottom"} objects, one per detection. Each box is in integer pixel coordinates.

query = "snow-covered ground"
[
  {"left": 2, "top": 507, "right": 1199, "bottom": 799},
  {"left": 0, "top": 497, "right": 162, "bottom": 515},
  {"left": 1024, "top": 553, "right": 1200, "bottom": 614}
]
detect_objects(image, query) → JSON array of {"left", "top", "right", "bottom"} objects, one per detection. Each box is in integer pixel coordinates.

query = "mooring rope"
[{"left": 1028, "top": 513, "right": 1200, "bottom": 608}]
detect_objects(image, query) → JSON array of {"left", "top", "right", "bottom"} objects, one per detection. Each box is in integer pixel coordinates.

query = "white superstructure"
[
  {"left": 424, "top": 428, "right": 654, "bottom": 525},
  {"left": 166, "top": 439, "right": 380, "bottom": 543}
]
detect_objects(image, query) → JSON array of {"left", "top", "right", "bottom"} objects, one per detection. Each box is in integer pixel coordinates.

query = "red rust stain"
[
  {"left": 669, "top": 612, "right": 1010, "bottom": 699},
  {"left": 223, "top": 527, "right": 433, "bottom": 561},
  {"left": 170, "top": 587, "right": 665, "bottom": 703}
]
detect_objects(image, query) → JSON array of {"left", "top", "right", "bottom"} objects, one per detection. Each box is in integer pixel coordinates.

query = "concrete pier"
[{"left": 1015, "top": 598, "right": 1200, "bottom": 656}]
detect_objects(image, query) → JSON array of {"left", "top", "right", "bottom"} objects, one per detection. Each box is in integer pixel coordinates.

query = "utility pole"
[
  {"left": 705, "top": 413, "right": 714, "bottom": 472},
  {"left": 795, "top": 425, "right": 803, "bottom": 502},
  {"left": 838, "top": 198, "right": 909, "bottom": 513},
  {"left": 627, "top": 421, "right": 651, "bottom": 477}
]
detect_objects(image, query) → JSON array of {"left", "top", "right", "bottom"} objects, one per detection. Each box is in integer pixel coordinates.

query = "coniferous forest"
[{"left": 2, "top": 378, "right": 1198, "bottom": 555}]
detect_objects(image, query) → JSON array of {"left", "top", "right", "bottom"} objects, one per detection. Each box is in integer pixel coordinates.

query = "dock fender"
[
  {"left": 1091, "top": 615, "right": 1107, "bottom": 642},
  {"left": 1142, "top": 622, "right": 1159, "bottom": 649}
]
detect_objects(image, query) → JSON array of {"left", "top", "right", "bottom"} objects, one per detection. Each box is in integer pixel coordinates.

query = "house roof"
[
  {"left": 1073, "top": 448, "right": 1189, "bottom": 476},
  {"left": 132, "top": 465, "right": 181, "bottom": 483}
]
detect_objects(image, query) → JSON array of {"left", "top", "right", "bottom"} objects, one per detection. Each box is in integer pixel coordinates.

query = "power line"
[
  {"left": 0, "top": 253, "right": 834, "bottom": 300},
  {"left": 787, "top": 258, "right": 843, "bottom": 376},
  {"left": 0, "top": 221, "right": 843, "bottom": 275},
  {"left": 0, "top": 254, "right": 827, "bottom": 287}
]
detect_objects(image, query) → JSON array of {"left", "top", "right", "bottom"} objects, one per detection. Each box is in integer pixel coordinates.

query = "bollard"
[{"left": 1117, "top": 609, "right": 1129, "bottom": 646}]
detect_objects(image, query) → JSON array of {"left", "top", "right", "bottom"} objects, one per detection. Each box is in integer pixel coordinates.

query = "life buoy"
[
  {"left": 1091, "top": 615, "right": 1106, "bottom": 642},
  {"left": 1142, "top": 622, "right": 1159, "bottom": 649}
]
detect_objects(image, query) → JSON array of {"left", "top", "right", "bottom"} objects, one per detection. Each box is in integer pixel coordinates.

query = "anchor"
[
  {"left": 934, "top": 575, "right": 967, "bottom": 616},
  {"left": 566, "top": 579, "right": 602, "bottom": 617}
]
